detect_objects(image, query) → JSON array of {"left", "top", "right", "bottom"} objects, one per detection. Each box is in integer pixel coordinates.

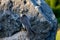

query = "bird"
[
  {"left": 20, "top": 14, "right": 35, "bottom": 35},
  {"left": 30, "top": 0, "right": 58, "bottom": 40}
]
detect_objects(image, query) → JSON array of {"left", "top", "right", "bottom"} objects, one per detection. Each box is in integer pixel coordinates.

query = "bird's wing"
[
  {"left": 30, "top": 0, "right": 57, "bottom": 39},
  {"left": 38, "top": 2, "right": 58, "bottom": 40},
  {"left": 38, "top": 3, "right": 56, "bottom": 21}
]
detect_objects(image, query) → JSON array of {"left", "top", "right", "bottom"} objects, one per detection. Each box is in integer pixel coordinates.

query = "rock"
[{"left": 0, "top": 0, "right": 58, "bottom": 40}]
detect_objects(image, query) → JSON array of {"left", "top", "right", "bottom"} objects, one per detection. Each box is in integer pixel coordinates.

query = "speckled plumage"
[{"left": 0, "top": 0, "right": 57, "bottom": 40}]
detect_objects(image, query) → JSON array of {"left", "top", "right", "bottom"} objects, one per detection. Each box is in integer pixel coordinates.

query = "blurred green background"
[{"left": 45, "top": 0, "right": 60, "bottom": 40}]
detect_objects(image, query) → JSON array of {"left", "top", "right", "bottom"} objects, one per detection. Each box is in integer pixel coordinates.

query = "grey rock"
[{"left": 0, "top": 0, "right": 58, "bottom": 40}]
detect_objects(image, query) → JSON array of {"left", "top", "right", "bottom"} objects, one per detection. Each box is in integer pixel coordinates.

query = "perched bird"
[
  {"left": 20, "top": 14, "right": 35, "bottom": 35},
  {"left": 30, "top": 0, "right": 58, "bottom": 40}
]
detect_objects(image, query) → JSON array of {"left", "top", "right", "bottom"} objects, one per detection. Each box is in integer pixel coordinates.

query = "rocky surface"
[{"left": 0, "top": 0, "right": 58, "bottom": 40}]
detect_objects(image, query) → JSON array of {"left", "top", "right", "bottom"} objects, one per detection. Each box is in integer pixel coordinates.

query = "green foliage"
[
  {"left": 50, "top": 0, "right": 56, "bottom": 8},
  {"left": 45, "top": 0, "right": 56, "bottom": 8},
  {"left": 58, "top": 18, "right": 60, "bottom": 23},
  {"left": 53, "top": 5, "right": 60, "bottom": 18},
  {"left": 45, "top": 0, "right": 50, "bottom": 5}
]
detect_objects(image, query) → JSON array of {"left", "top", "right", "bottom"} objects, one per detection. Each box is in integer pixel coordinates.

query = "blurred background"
[{"left": 45, "top": 0, "right": 60, "bottom": 40}]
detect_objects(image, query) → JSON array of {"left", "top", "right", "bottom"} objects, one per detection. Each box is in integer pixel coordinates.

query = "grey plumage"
[
  {"left": 20, "top": 14, "right": 35, "bottom": 35},
  {"left": 0, "top": 0, "right": 57, "bottom": 40},
  {"left": 30, "top": 0, "right": 58, "bottom": 40}
]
